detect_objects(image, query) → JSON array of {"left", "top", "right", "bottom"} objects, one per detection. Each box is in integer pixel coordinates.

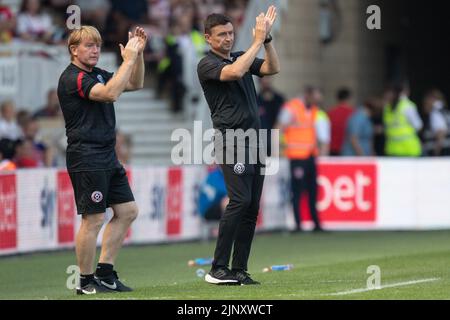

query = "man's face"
[
  {"left": 72, "top": 38, "right": 101, "bottom": 68},
  {"left": 306, "top": 89, "right": 323, "bottom": 106},
  {"left": 260, "top": 77, "right": 273, "bottom": 91},
  {"left": 24, "top": 121, "right": 39, "bottom": 140},
  {"left": 205, "top": 23, "right": 234, "bottom": 54}
]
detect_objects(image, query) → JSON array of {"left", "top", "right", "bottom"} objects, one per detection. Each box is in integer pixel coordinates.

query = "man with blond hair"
[{"left": 57, "top": 25, "right": 147, "bottom": 295}]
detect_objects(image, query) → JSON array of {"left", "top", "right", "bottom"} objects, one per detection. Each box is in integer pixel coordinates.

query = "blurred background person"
[
  {"left": 278, "top": 86, "right": 325, "bottom": 232},
  {"left": 257, "top": 76, "right": 285, "bottom": 157},
  {"left": 370, "top": 95, "right": 386, "bottom": 156},
  {"left": 33, "top": 88, "right": 61, "bottom": 119},
  {"left": 420, "top": 89, "right": 449, "bottom": 156},
  {"left": 156, "top": 18, "right": 186, "bottom": 113},
  {"left": 197, "top": 165, "right": 229, "bottom": 239},
  {"left": 74, "top": 0, "right": 110, "bottom": 32},
  {"left": 103, "top": 0, "right": 148, "bottom": 50},
  {"left": 316, "top": 105, "right": 330, "bottom": 157},
  {"left": 224, "top": 0, "right": 248, "bottom": 34},
  {"left": 157, "top": 2, "right": 206, "bottom": 116},
  {"left": 0, "top": 100, "right": 23, "bottom": 141},
  {"left": 0, "top": 0, "right": 15, "bottom": 43},
  {"left": 341, "top": 97, "right": 379, "bottom": 156},
  {"left": 0, "top": 138, "right": 17, "bottom": 171},
  {"left": 20, "top": 117, "right": 53, "bottom": 167},
  {"left": 16, "top": 0, "right": 55, "bottom": 43},
  {"left": 327, "top": 87, "right": 354, "bottom": 156},
  {"left": 14, "top": 138, "right": 38, "bottom": 168},
  {"left": 198, "top": 165, "right": 229, "bottom": 221},
  {"left": 383, "top": 83, "right": 423, "bottom": 157}
]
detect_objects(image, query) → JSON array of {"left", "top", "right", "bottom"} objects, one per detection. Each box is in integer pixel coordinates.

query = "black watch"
[{"left": 264, "top": 34, "right": 273, "bottom": 44}]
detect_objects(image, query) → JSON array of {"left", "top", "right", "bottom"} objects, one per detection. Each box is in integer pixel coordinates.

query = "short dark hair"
[
  {"left": 337, "top": 88, "right": 352, "bottom": 101},
  {"left": 204, "top": 14, "right": 232, "bottom": 34},
  {"left": 304, "top": 85, "right": 320, "bottom": 95}
]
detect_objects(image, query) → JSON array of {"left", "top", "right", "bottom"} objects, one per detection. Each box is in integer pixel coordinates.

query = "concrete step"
[
  {"left": 115, "top": 100, "right": 168, "bottom": 113},
  {"left": 118, "top": 122, "right": 189, "bottom": 134},
  {"left": 116, "top": 111, "right": 174, "bottom": 122},
  {"left": 119, "top": 89, "right": 155, "bottom": 101}
]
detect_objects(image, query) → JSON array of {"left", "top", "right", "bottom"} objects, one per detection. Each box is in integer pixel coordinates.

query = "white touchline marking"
[{"left": 325, "top": 278, "right": 440, "bottom": 296}]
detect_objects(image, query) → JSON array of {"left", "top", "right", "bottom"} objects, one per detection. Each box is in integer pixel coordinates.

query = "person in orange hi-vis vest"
[
  {"left": 0, "top": 138, "right": 17, "bottom": 171},
  {"left": 0, "top": 159, "right": 16, "bottom": 171},
  {"left": 277, "top": 86, "right": 330, "bottom": 232}
]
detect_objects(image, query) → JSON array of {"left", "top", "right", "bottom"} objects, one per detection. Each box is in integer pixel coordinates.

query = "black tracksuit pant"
[
  {"left": 290, "top": 156, "right": 321, "bottom": 229},
  {"left": 213, "top": 163, "right": 265, "bottom": 271}
]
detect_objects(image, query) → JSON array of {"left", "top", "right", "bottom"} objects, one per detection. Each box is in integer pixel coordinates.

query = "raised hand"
[
  {"left": 128, "top": 26, "right": 149, "bottom": 54},
  {"left": 119, "top": 37, "right": 140, "bottom": 63},
  {"left": 253, "top": 13, "right": 267, "bottom": 44},
  {"left": 264, "top": 5, "right": 277, "bottom": 36}
]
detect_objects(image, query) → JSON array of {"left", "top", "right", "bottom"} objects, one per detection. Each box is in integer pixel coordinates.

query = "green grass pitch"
[{"left": 1, "top": 231, "right": 450, "bottom": 300}]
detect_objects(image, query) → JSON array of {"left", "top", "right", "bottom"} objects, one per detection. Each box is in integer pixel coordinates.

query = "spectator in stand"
[
  {"left": 74, "top": 0, "right": 110, "bottom": 31},
  {"left": 148, "top": 0, "right": 171, "bottom": 34},
  {"left": 341, "top": 97, "right": 380, "bottom": 156},
  {"left": 104, "top": 0, "right": 148, "bottom": 50},
  {"left": 0, "top": 138, "right": 17, "bottom": 171},
  {"left": 0, "top": 0, "right": 15, "bottom": 43},
  {"left": 16, "top": 109, "right": 31, "bottom": 129},
  {"left": 197, "top": 0, "right": 226, "bottom": 28},
  {"left": 17, "top": 0, "right": 55, "bottom": 43},
  {"left": 327, "top": 87, "right": 354, "bottom": 155},
  {"left": 224, "top": 0, "right": 248, "bottom": 34},
  {"left": 175, "top": 1, "right": 207, "bottom": 117},
  {"left": 0, "top": 100, "right": 23, "bottom": 141},
  {"left": 157, "top": 18, "right": 185, "bottom": 113},
  {"left": 33, "top": 88, "right": 61, "bottom": 119},
  {"left": 257, "top": 76, "right": 285, "bottom": 156},
  {"left": 420, "top": 89, "right": 450, "bottom": 156},
  {"left": 20, "top": 117, "right": 53, "bottom": 167},
  {"left": 14, "top": 139, "right": 38, "bottom": 168},
  {"left": 157, "top": 3, "right": 206, "bottom": 115}
]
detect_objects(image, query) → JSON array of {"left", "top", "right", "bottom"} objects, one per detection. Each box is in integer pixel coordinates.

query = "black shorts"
[{"left": 69, "top": 166, "right": 135, "bottom": 215}]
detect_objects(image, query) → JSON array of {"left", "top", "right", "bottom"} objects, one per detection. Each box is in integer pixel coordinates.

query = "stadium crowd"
[{"left": 1, "top": 0, "right": 449, "bottom": 172}]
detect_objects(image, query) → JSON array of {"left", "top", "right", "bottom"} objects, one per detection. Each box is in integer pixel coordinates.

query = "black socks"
[
  {"left": 96, "top": 263, "right": 114, "bottom": 277},
  {"left": 80, "top": 274, "right": 94, "bottom": 287}
]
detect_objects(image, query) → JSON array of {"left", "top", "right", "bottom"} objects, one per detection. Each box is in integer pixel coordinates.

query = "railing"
[{"left": 0, "top": 42, "right": 116, "bottom": 111}]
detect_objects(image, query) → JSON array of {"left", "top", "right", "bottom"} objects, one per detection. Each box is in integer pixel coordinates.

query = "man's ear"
[
  {"left": 204, "top": 34, "right": 211, "bottom": 45},
  {"left": 70, "top": 45, "right": 78, "bottom": 58}
]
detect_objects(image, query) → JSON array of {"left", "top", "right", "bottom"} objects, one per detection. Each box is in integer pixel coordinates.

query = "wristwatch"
[{"left": 264, "top": 33, "right": 273, "bottom": 44}]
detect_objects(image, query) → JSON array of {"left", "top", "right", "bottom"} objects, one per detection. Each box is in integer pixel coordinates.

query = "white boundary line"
[{"left": 325, "top": 278, "right": 440, "bottom": 296}]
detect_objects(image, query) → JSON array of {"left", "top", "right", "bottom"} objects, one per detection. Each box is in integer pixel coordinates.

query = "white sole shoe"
[{"left": 205, "top": 274, "right": 240, "bottom": 285}]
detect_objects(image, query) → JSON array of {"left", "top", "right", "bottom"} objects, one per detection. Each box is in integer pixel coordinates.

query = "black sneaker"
[
  {"left": 76, "top": 278, "right": 113, "bottom": 295},
  {"left": 232, "top": 270, "right": 260, "bottom": 285},
  {"left": 95, "top": 271, "right": 133, "bottom": 292},
  {"left": 205, "top": 267, "right": 241, "bottom": 285}
]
